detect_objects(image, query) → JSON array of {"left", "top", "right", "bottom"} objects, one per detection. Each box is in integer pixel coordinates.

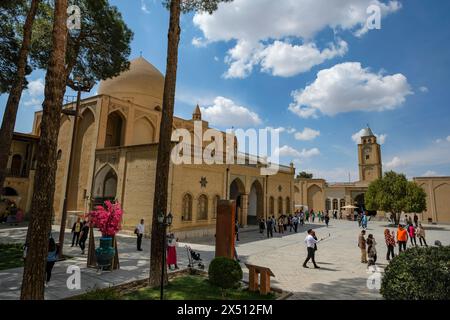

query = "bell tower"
[{"left": 358, "top": 126, "right": 382, "bottom": 183}]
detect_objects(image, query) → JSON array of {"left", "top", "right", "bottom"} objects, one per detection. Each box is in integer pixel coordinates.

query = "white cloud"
[
  {"left": 422, "top": 170, "right": 439, "bottom": 177},
  {"left": 287, "top": 128, "right": 297, "bottom": 134},
  {"left": 447, "top": 136, "right": 450, "bottom": 142},
  {"left": 260, "top": 40, "right": 348, "bottom": 77},
  {"left": 384, "top": 156, "right": 408, "bottom": 170},
  {"left": 27, "top": 78, "right": 44, "bottom": 97},
  {"left": 289, "top": 62, "right": 413, "bottom": 118},
  {"left": 140, "top": 0, "right": 150, "bottom": 14},
  {"left": 274, "top": 145, "right": 320, "bottom": 159},
  {"left": 419, "top": 86, "right": 429, "bottom": 93},
  {"left": 351, "top": 129, "right": 387, "bottom": 145},
  {"left": 214, "top": 56, "right": 219, "bottom": 62},
  {"left": 201, "top": 96, "right": 262, "bottom": 128},
  {"left": 193, "top": 0, "right": 401, "bottom": 78},
  {"left": 192, "top": 37, "right": 208, "bottom": 48},
  {"left": 295, "top": 128, "right": 321, "bottom": 141}
]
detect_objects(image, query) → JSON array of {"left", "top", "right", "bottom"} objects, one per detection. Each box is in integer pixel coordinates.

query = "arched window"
[
  {"left": 197, "top": 194, "right": 208, "bottom": 220},
  {"left": 332, "top": 199, "right": 338, "bottom": 211},
  {"left": 213, "top": 195, "right": 220, "bottom": 219},
  {"left": 105, "top": 111, "right": 125, "bottom": 147},
  {"left": 182, "top": 194, "right": 193, "bottom": 221},
  {"left": 326, "top": 199, "right": 331, "bottom": 211},
  {"left": 278, "top": 197, "right": 283, "bottom": 215},
  {"left": 10, "top": 154, "right": 22, "bottom": 176},
  {"left": 269, "top": 196, "right": 274, "bottom": 215},
  {"left": 57, "top": 149, "right": 62, "bottom": 161},
  {"left": 286, "top": 197, "right": 291, "bottom": 214},
  {"left": 340, "top": 199, "right": 346, "bottom": 210}
]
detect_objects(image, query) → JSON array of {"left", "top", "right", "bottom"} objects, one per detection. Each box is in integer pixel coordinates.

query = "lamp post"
[
  {"left": 58, "top": 77, "right": 94, "bottom": 257},
  {"left": 157, "top": 211, "right": 173, "bottom": 300}
]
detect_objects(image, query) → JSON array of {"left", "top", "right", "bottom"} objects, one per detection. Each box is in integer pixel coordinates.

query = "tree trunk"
[
  {"left": 394, "top": 212, "right": 400, "bottom": 225},
  {"left": 20, "top": 0, "right": 68, "bottom": 300},
  {"left": 149, "top": 0, "right": 181, "bottom": 288},
  {"left": 0, "top": 0, "right": 40, "bottom": 192}
]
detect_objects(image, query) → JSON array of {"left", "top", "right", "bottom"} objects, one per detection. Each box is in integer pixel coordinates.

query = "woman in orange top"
[{"left": 397, "top": 225, "right": 408, "bottom": 253}]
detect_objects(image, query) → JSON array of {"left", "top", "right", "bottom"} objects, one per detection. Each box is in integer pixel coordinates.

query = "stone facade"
[{"left": 414, "top": 177, "right": 450, "bottom": 223}]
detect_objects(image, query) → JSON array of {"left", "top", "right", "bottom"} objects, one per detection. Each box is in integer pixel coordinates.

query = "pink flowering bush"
[{"left": 89, "top": 201, "right": 123, "bottom": 237}]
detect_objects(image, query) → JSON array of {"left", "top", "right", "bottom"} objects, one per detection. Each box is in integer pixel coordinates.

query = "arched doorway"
[
  {"left": 248, "top": 180, "right": 263, "bottom": 225},
  {"left": 230, "top": 178, "right": 245, "bottom": 225},
  {"left": 2, "top": 187, "right": 18, "bottom": 196},
  {"left": 92, "top": 165, "right": 118, "bottom": 207},
  {"left": 354, "top": 193, "right": 376, "bottom": 216},
  {"left": 307, "top": 185, "right": 323, "bottom": 212},
  {"left": 105, "top": 111, "right": 125, "bottom": 147}
]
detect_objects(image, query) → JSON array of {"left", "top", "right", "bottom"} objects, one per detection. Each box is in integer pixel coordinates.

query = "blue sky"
[{"left": 2, "top": 0, "right": 450, "bottom": 181}]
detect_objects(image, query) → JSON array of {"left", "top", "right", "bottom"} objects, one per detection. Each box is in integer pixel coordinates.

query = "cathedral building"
[{"left": 2, "top": 57, "right": 450, "bottom": 233}]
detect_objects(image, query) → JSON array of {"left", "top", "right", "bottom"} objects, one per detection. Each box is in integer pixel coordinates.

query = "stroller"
[{"left": 185, "top": 245, "right": 205, "bottom": 270}]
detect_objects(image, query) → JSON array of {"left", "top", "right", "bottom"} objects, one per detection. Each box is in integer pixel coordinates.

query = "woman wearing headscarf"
[
  {"left": 384, "top": 229, "right": 396, "bottom": 261},
  {"left": 366, "top": 234, "right": 377, "bottom": 266}
]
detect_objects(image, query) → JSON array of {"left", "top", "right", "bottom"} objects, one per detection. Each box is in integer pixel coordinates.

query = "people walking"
[
  {"left": 259, "top": 218, "right": 266, "bottom": 234},
  {"left": 324, "top": 213, "right": 330, "bottom": 227},
  {"left": 135, "top": 219, "right": 145, "bottom": 251},
  {"left": 416, "top": 223, "right": 428, "bottom": 247},
  {"left": 358, "top": 230, "right": 368, "bottom": 263},
  {"left": 300, "top": 211, "right": 305, "bottom": 226},
  {"left": 235, "top": 220, "right": 240, "bottom": 241},
  {"left": 303, "top": 229, "right": 320, "bottom": 269},
  {"left": 305, "top": 211, "right": 309, "bottom": 223},
  {"left": 78, "top": 220, "right": 90, "bottom": 255},
  {"left": 397, "top": 225, "right": 408, "bottom": 253},
  {"left": 278, "top": 216, "right": 284, "bottom": 234},
  {"left": 266, "top": 218, "right": 273, "bottom": 238},
  {"left": 357, "top": 213, "right": 362, "bottom": 227},
  {"left": 384, "top": 229, "right": 396, "bottom": 261},
  {"left": 166, "top": 233, "right": 179, "bottom": 270},
  {"left": 45, "top": 237, "right": 59, "bottom": 287},
  {"left": 292, "top": 215, "right": 299, "bottom": 233},
  {"left": 408, "top": 224, "right": 417, "bottom": 246},
  {"left": 366, "top": 234, "right": 377, "bottom": 266},
  {"left": 361, "top": 213, "right": 368, "bottom": 230},
  {"left": 272, "top": 215, "right": 277, "bottom": 233},
  {"left": 311, "top": 210, "right": 315, "bottom": 223},
  {"left": 413, "top": 214, "right": 419, "bottom": 227},
  {"left": 71, "top": 217, "right": 82, "bottom": 247}
]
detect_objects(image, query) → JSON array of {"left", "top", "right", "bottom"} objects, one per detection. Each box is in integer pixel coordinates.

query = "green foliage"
[
  {"left": 208, "top": 257, "right": 243, "bottom": 289},
  {"left": 30, "top": 0, "right": 133, "bottom": 87},
  {"left": 72, "top": 275, "right": 275, "bottom": 300},
  {"left": 0, "top": 0, "right": 31, "bottom": 93},
  {"left": 162, "top": 0, "right": 233, "bottom": 14},
  {"left": 365, "top": 171, "right": 427, "bottom": 215},
  {"left": 381, "top": 246, "right": 450, "bottom": 300},
  {"left": 297, "top": 171, "right": 313, "bottom": 179},
  {"left": 0, "top": 243, "right": 24, "bottom": 270}
]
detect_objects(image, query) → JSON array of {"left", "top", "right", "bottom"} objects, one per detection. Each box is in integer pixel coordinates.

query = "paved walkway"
[{"left": 1, "top": 219, "right": 449, "bottom": 300}]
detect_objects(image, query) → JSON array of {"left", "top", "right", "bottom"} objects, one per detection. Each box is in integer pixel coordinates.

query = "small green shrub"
[
  {"left": 381, "top": 246, "right": 450, "bottom": 300},
  {"left": 208, "top": 257, "right": 243, "bottom": 289},
  {"left": 72, "top": 286, "right": 122, "bottom": 300}
]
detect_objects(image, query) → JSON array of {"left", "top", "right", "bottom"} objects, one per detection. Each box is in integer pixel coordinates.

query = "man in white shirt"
[
  {"left": 136, "top": 219, "right": 145, "bottom": 251},
  {"left": 303, "top": 229, "right": 320, "bottom": 269}
]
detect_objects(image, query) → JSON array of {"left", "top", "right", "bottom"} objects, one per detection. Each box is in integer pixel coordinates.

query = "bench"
[{"left": 245, "top": 263, "right": 275, "bottom": 295}]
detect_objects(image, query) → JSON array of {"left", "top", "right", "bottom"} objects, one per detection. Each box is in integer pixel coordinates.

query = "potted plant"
[{"left": 89, "top": 201, "right": 123, "bottom": 270}]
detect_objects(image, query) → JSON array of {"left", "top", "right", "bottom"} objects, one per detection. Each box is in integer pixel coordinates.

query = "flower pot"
[{"left": 95, "top": 237, "right": 115, "bottom": 269}]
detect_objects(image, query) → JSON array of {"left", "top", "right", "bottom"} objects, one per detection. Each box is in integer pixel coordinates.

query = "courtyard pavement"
[{"left": 1, "top": 219, "right": 449, "bottom": 300}]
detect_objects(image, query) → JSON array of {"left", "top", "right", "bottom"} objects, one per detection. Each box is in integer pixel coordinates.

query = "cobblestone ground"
[{"left": 1, "top": 219, "right": 449, "bottom": 300}]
